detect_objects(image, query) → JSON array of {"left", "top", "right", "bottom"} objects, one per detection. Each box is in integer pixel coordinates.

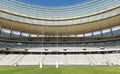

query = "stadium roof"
[{"left": 0, "top": 0, "right": 120, "bottom": 35}]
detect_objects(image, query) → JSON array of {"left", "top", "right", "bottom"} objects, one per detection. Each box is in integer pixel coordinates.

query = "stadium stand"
[{"left": 0, "top": 0, "right": 120, "bottom": 67}]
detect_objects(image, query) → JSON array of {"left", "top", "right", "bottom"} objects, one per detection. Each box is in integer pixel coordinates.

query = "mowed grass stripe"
[{"left": 0, "top": 66, "right": 120, "bottom": 74}]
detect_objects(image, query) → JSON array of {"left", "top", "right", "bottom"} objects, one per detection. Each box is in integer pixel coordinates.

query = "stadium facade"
[{"left": 0, "top": 0, "right": 120, "bottom": 66}]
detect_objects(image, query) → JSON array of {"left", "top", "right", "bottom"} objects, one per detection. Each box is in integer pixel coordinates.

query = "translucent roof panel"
[
  {"left": 18, "top": 0, "right": 89, "bottom": 7},
  {"left": 1, "top": 0, "right": 120, "bottom": 19}
]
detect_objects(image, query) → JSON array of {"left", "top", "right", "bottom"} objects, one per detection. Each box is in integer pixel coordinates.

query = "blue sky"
[{"left": 18, "top": 0, "right": 88, "bottom": 6}]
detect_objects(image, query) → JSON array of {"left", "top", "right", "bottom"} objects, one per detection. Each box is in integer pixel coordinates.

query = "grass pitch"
[{"left": 0, "top": 66, "right": 120, "bottom": 74}]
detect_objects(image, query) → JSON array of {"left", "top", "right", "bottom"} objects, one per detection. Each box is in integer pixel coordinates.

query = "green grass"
[{"left": 0, "top": 66, "right": 120, "bottom": 74}]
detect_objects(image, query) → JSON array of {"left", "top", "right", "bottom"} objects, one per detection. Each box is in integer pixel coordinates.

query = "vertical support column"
[
  {"left": 0, "top": 26, "right": 2, "bottom": 35},
  {"left": 75, "top": 34, "right": 77, "bottom": 37},
  {"left": 67, "top": 34, "right": 69, "bottom": 37},
  {"left": 10, "top": 27, "right": 12, "bottom": 37},
  {"left": 92, "top": 32, "right": 94, "bottom": 37},
  {"left": 37, "top": 34, "right": 39, "bottom": 37},
  {"left": 110, "top": 28, "right": 113, "bottom": 36},
  {"left": 19, "top": 31, "right": 22, "bottom": 37},
  {"left": 101, "top": 30, "right": 103, "bottom": 36},
  {"left": 83, "top": 33, "right": 85, "bottom": 37},
  {"left": 29, "top": 33, "right": 31, "bottom": 37}
]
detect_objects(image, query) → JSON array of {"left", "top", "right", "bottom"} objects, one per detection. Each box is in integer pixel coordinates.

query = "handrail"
[{"left": 0, "top": 34, "right": 120, "bottom": 43}]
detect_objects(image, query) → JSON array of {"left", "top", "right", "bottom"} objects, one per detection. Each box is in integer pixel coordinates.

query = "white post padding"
[
  {"left": 56, "top": 62, "right": 59, "bottom": 68},
  {"left": 40, "top": 62, "right": 43, "bottom": 68}
]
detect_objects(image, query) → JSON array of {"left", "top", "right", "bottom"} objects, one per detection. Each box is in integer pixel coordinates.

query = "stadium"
[{"left": 0, "top": 0, "right": 120, "bottom": 74}]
